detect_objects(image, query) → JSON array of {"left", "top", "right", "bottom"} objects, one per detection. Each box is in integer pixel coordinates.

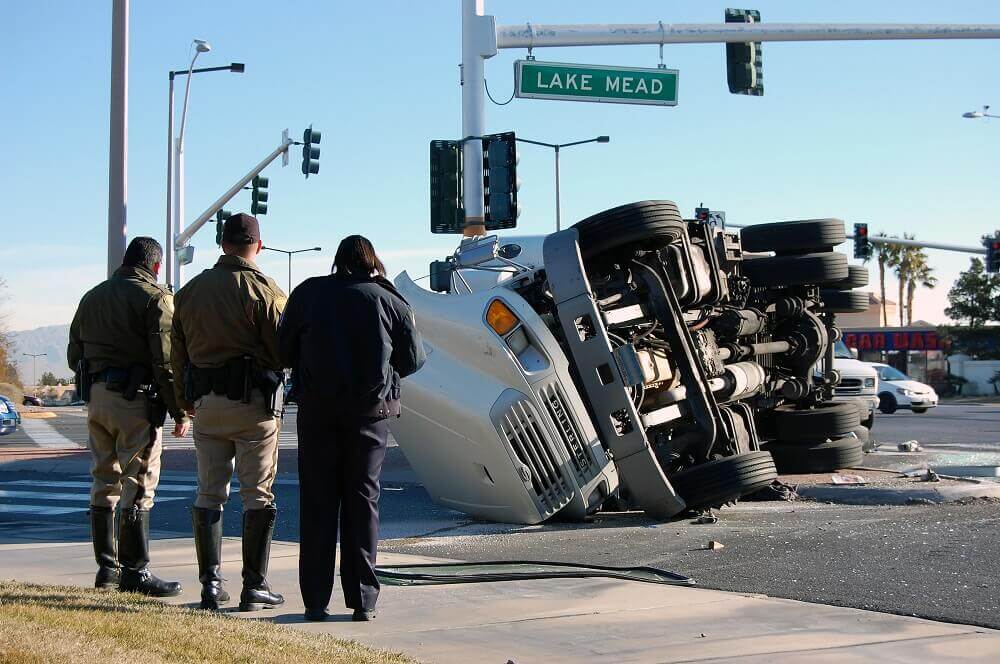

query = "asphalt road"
[{"left": 2, "top": 401, "right": 999, "bottom": 629}]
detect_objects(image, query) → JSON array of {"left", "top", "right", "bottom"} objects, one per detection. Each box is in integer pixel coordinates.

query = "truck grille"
[
  {"left": 497, "top": 398, "right": 573, "bottom": 514},
  {"left": 835, "top": 378, "right": 862, "bottom": 395},
  {"left": 538, "top": 383, "right": 594, "bottom": 484}
]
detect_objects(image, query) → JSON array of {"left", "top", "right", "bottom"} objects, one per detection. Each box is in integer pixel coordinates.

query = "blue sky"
[{"left": 3, "top": 0, "right": 999, "bottom": 333}]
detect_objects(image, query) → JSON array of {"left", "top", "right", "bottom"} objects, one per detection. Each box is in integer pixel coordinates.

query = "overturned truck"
[{"left": 391, "top": 201, "right": 868, "bottom": 524}]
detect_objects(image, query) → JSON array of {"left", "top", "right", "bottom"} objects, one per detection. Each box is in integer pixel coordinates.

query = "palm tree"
[
  {"left": 905, "top": 250, "right": 937, "bottom": 326},
  {"left": 893, "top": 234, "right": 917, "bottom": 327},
  {"left": 870, "top": 234, "right": 901, "bottom": 326}
]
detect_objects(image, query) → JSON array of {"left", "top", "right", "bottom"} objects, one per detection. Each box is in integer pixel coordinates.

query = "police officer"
[
  {"left": 170, "top": 213, "right": 286, "bottom": 612},
  {"left": 278, "top": 235, "right": 425, "bottom": 622},
  {"left": 67, "top": 237, "right": 184, "bottom": 597}
]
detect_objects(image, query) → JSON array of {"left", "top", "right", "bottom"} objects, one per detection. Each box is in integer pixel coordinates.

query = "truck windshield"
[{"left": 833, "top": 339, "right": 854, "bottom": 360}]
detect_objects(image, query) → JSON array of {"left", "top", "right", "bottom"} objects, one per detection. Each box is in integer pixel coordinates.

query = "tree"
[
  {"left": 870, "top": 233, "right": 901, "bottom": 327},
  {"left": 945, "top": 258, "right": 1000, "bottom": 328},
  {"left": 0, "top": 277, "right": 22, "bottom": 389},
  {"left": 903, "top": 246, "right": 936, "bottom": 326},
  {"left": 892, "top": 234, "right": 917, "bottom": 327},
  {"left": 40, "top": 371, "right": 58, "bottom": 386}
]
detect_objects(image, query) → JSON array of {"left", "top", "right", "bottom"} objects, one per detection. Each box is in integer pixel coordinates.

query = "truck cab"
[{"left": 831, "top": 339, "right": 878, "bottom": 429}]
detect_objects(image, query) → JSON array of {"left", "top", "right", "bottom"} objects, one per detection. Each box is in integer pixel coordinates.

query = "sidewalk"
[{"left": 2, "top": 534, "right": 998, "bottom": 662}]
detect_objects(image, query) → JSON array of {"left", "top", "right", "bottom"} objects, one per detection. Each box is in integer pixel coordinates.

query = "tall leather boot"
[
  {"left": 89, "top": 506, "right": 119, "bottom": 590},
  {"left": 239, "top": 504, "right": 285, "bottom": 611},
  {"left": 192, "top": 506, "right": 230, "bottom": 610},
  {"left": 118, "top": 507, "right": 183, "bottom": 597}
]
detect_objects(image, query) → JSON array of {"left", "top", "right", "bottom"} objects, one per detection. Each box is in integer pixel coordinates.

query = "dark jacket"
[
  {"left": 67, "top": 265, "right": 186, "bottom": 422},
  {"left": 278, "top": 274, "right": 426, "bottom": 418}
]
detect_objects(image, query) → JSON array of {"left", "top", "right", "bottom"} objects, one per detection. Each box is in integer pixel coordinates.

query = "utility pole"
[
  {"left": 22, "top": 353, "right": 47, "bottom": 394},
  {"left": 107, "top": 0, "right": 129, "bottom": 277},
  {"left": 262, "top": 246, "right": 322, "bottom": 294}
]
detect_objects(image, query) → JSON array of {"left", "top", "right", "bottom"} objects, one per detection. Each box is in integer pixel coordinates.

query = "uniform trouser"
[
  {"left": 192, "top": 391, "right": 280, "bottom": 512},
  {"left": 87, "top": 383, "right": 162, "bottom": 511},
  {"left": 297, "top": 403, "right": 389, "bottom": 611}
]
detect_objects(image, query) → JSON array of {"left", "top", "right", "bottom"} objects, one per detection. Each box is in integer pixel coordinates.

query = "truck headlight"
[{"left": 864, "top": 378, "right": 875, "bottom": 388}]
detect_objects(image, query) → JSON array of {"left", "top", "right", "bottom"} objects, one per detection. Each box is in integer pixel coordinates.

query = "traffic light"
[
  {"left": 301, "top": 126, "right": 320, "bottom": 177},
  {"left": 430, "top": 139, "right": 465, "bottom": 234},
  {"left": 854, "top": 223, "right": 871, "bottom": 260},
  {"left": 986, "top": 234, "right": 1000, "bottom": 274},
  {"left": 214, "top": 209, "right": 231, "bottom": 246},
  {"left": 483, "top": 132, "right": 519, "bottom": 230},
  {"left": 694, "top": 206, "right": 710, "bottom": 223},
  {"left": 725, "top": 8, "right": 763, "bottom": 96},
  {"left": 250, "top": 176, "right": 268, "bottom": 215}
]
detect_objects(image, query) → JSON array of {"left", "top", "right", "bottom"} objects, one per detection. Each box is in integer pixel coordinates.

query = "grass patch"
[{"left": 0, "top": 581, "right": 415, "bottom": 664}]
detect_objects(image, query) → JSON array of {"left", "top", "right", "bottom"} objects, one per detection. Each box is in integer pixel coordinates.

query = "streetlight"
[
  {"left": 962, "top": 105, "right": 999, "bottom": 119},
  {"left": 262, "top": 246, "right": 322, "bottom": 293},
  {"left": 22, "top": 353, "right": 46, "bottom": 393},
  {"left": 165, "top": 39, "right": 245, "bottom": 290},
  {"left": 515, "top": 136, "right": 611, "bottom": 231}
]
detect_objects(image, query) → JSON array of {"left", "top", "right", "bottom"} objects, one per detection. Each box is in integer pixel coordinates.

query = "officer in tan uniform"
[
  {"left": 68, "top": 237, "right": 185, "bottom": 597},
  {"left": 171, "top": 213, "right": 286, "bottom": 612}
]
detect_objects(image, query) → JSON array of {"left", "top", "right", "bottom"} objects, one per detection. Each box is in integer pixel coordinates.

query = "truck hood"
[{"left": 832, "top": 358, "right": 877, "bottom": 378}]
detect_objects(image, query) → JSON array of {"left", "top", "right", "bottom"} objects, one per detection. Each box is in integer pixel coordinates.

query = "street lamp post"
[
  {"left": 515, "top": 136, "right": 610, "bottom": 231},
  {"left": 962, "top": 105, "right": 999, "bottom": 119},
  {"left": 262, "top": 246, "right": 322, "bottom": 293},
  {"left": 22, "top": 353, "right": 46, "bottom": 393},
  {"left": 165, "top": 40, "right": 245, "bottom": 290}
]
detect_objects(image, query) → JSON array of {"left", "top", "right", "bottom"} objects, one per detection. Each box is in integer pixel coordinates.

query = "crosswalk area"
[{"left": 0, "top": 471, "right": 300, "bottom": 517}]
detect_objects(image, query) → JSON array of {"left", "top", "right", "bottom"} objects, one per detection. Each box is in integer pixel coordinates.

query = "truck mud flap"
[{"left": 542, "top": 229, "right": 686, "bottom": 521}]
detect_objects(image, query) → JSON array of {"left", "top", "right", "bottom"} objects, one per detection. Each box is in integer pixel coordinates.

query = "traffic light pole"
[
  {"left": 864, "top": 234, "right": 986, "bottom": 255},
  {"left": 174, "top": 131, "right": 293, "bottom": 257}
]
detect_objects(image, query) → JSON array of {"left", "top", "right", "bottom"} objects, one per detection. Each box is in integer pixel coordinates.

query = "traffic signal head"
[
  {"left": 430, "top": 140, "right": 465, "bottom": 234},
  {"left": 985, "top": 234, "right": 1000, "bottom": 274},
  {"left": 725, "top": 9, "right": 763, "bottom": 96},
  {"left": 483, "top": 132, "right": 519, "bottom": 231},
  {"left": 251, "top": 176, "right": 268, "bottom": 215},
  {"left": 695, "top": 207, "right": 710, "bottom": 223},
  {"left": 214, "top": 209, "right": 232, "bottom": 246},
  {"left": 302, "top": 127, "right": 321, "bottom": 177},
  {"left": 854, "top": 223, "right": 871, "bottom": 260}
]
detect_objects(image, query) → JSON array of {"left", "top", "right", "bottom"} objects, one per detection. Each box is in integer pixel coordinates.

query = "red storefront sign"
[{"left": 842, "top": 330, "right": 943, "bottom": 352}]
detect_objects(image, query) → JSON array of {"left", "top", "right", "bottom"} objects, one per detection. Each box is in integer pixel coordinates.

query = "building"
[{"left": 836, "top": 293, "right": 898, "bottom": 328}]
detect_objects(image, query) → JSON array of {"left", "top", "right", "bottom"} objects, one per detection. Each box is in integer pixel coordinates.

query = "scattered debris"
[
  {"left": 902, "top": 467, "right": 930, "bottom": 478},
  {"left": 698, "top": 633, "right": 707, "bottom": 638},
  {"left": 693, "top": 511, "right": 719, "bottom": 525},
  {"left": 707, "top": 540, "right": 725, "bottom": 551},
  {"left": 744, "top": 479, "right": 799, "bottom": 502},
  {"left": 906, "top": 497, "right": 938, "bottom": 506},
  {"left": 831, "top": 473, "right": 867, "bottom": 485},
  {"left": 921, "top": 469, "right": 941, "bottom": 483},
  {"left": 862, "top": 439, "right": 880, "bottom": 453},
  {"left": 898, "top": 441, "right": 923, "bottom": 452}
]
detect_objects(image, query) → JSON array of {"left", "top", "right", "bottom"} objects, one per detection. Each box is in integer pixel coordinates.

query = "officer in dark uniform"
[
  {"left": 67, "top": 237, "right": 185, "bottom": 597},
  {"left": 278, "top": 235, "right": 425, "bottom": 622},
  {"left": 170, "top": 213, "right": 286, "bottom": 612}
]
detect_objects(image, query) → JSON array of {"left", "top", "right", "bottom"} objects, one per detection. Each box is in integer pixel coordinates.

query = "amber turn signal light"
[{"left": 486, "top": 299, "right": 519, "bottom": 336}]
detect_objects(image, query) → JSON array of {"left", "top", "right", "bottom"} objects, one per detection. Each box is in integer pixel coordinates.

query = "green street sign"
[{"left": 515, "top": 60, "right": 679, "bottom": 107}]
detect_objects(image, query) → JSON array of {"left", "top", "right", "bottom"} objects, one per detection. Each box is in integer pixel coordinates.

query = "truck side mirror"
[
  {"left": 429, "top": 260, "right": 453, "bottom": 293},
  {"left": 850, "top": 347, "right": 859, "bottom": 359}
]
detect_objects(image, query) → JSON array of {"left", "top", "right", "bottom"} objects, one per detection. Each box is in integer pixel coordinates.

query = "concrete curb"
[{"left": 798, "top": 481, "right": 1000, "bottom": 505}]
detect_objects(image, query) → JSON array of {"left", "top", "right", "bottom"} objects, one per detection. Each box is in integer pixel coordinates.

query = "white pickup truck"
[
  {"left": 390, "top": 202, "right": 870, "bottom": 524},
  {"left": 831, "top": 339, "right": 878, "bottom": 429}
]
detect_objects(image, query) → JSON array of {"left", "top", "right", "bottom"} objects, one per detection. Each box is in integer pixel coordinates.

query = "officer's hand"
[{"left": 173, "top": 420, "right": 190, "bottom": 437}]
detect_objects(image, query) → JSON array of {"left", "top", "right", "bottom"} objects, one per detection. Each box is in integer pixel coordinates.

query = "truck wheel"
[
  {"left": 766, "top": 437, "right": 864, "bottom": 473},
  {"left": 741, "top": 252, "right": 849, "bottom": 288},
  {"left": 836, "top": 265, "right": 869, "bottom": 290},
  {"left": 740, "top": 219, "right": 846, "bottom": 254},
  {"left": 851, "top": 424, "right": 870, "bottom": 444},
  {"left": 774, "top": 401, "right": 861, "bottom": 442},
  {"left": 819, "top": 289, "right": 869, "bottom": 314},
  {"left": 878, "top": 393, "right": 897, "bottom": 414},
  {"left": 573, "top": 200, "right": 686, "bottom": 260},
  {"left": 669, "top": 451, "right": 778, "bottom": 511}
]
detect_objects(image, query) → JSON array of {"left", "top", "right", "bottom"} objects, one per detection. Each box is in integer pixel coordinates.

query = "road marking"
[
  {"left": 0, "top": 504, "right": 87, "bottom": 515},
  {"left": 0, "top": 489, "right": 184, "bottom": 502},
  {"left": 19, "top": 419, "right": 86, "bottom": 449}
]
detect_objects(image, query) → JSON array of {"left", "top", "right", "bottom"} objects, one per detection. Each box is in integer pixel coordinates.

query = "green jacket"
[
  {"left": 67, "top": 265, "right": 186, "bottom": 422},
  {"left": 170, "top": 255, "right": 286, "bottom": 412}
]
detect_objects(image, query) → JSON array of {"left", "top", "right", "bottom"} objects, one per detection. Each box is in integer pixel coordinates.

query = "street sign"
[{"left": 515, "top": 60, "right": 679, "bottom": 106}]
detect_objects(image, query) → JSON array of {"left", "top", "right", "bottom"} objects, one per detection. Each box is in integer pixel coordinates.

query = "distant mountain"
[{"left": 9, "top": 324, "right": 71, "bottom": 384}]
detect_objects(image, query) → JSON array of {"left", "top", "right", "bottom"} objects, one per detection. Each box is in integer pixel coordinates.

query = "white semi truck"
[{"left": 390, "top": 202, "right": 869, "bottom": 524}]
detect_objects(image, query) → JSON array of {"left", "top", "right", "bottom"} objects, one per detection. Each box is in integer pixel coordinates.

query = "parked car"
[
  {"left": 390, "top": 203, "right": 867, "bottom": 524},
  {"left": 831, "top": 340, "right": 878, "bottom": 429},
  {"left": 22, "top": 395, "right": 43, "bottom": 407},
  {"left": 871, "top": 363, "right": 939, "bottom": 414},
  {"left": 0, "top": 395, "right": 21, "bottom": 435}
]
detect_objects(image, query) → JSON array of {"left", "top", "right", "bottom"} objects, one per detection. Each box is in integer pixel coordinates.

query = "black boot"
[
  {"left": 192, "top": 507, "right": 231, "bottom": 610},
  {"left": 89, "top": 506, "right": 119, "bottom": 590},
  {"left": 118, "top": 507, "right": 182, "bottom": 598},
  {"left": 239, "top": 505, "right": 284, "bottom": 611}
]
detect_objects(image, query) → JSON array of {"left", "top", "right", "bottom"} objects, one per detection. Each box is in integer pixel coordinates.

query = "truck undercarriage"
[{"left": 392, "top": 200, "right": 869, "bottom": 524}]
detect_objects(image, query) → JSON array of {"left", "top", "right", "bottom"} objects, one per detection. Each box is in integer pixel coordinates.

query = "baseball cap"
[{"left": 222, "top": 213, "right": 260, "bottom": 245}]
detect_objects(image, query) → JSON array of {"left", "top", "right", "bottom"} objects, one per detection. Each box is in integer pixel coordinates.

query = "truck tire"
[
  {"left": 740, "top": 219, "right": 846, "bottom": 254},
  {"left": 742, "top": 252, "right": 849, "bottom": 288},
  {"left": 836, "top": 265, "right": 869, "bottom": 290},
  {"left": 573, "top": 200, "right": 686, "bottom": 260},
  {"left": 774, "top": 401, "right": 861, "bottom": 442},
  {"left": 669, "top": 451, "right": 778, "bottom": 511},
  {"left": 851, "top": 424, "right": 870, "bottom": 444},
  {"left": 766, "top": 437, "right": 864, "bottom": 473},
  {"left": 820, "top": 289, "right": 869, "bottom": 314}
]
